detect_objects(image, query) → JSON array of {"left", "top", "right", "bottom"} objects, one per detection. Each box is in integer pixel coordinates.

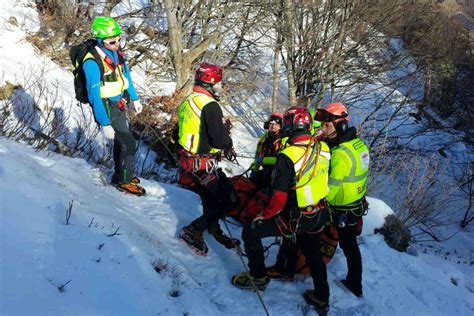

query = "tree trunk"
[
  {"left": 163, "top": 0, "right": 185, "bottom": 88},
  {"left": 86, "top": 0, "right": 95, "bottom": 19},
  {"left": 272, "top": 31, "right": 283, "bottom": 112},
  {"left": 283, "top": 0, "right": 297, "bottom": 107},
  {"left": 45, "top": 0, "right": 78, "bottom": 49}
]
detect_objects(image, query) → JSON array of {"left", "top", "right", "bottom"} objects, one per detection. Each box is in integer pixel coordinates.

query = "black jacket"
[{"left": 198, "top": 101, "right": 233, "bottom": 154}]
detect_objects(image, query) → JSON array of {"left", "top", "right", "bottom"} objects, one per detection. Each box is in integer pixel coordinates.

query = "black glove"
[{"left": 224, "top": 147, "right": 237, "bottom": 162}]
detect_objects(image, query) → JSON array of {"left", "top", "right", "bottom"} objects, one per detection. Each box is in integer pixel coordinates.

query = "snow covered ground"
[
  {"left": 2, "top": 138, "right": 473, "bottom": 316},
  {"left": 1, "top": 0, "right": 473, "bottom": 315}
]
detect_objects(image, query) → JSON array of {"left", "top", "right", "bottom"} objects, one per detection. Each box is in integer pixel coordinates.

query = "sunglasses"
[
  {"left": 314, "top": 109, "right": 348, "bottom": 122},
  {"left": 263, "top": 117, "right": 282, "bottom": 129},
  {"left": 103, "top": 37, "right": 122, "bottom": 45}
]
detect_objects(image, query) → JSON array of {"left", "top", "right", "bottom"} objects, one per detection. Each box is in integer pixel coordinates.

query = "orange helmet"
[{"left": 315, "top": 102, "right": 350, "bottom": 123}]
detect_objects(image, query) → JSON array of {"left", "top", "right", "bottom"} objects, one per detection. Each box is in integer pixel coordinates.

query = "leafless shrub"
[
  {"left": 459, "top": 164, "right": 473, "bottom": 229},
  {"left": 381, "top": 151, "right": 461, "bottom": 242},
  {"left": 0, "top": 65, "right": 118, "bottom": 167},
  {"left": 0, "top": 94, "right": 34, "bottom": 140}
]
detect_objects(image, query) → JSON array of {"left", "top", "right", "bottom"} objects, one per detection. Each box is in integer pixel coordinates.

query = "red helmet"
[
  {"left": 315, "top": 102, "right": 350, "bottom": 123},
  {"left": 283, "top": 106, "right": 312, "bottom": 132},
  {"left": 195, "top": 63, "right": 223, "bottom": 85}
]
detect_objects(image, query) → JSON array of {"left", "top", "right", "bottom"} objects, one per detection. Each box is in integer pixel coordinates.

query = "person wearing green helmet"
[
  {"left": 84, "top": 16, "right": 145, "bottom": 195},
  {"left": 91, "top": 16, "right": 122, "bottom": 39}
]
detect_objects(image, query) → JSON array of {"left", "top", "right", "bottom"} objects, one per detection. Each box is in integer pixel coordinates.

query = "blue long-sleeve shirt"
[{"left": 83, "top": 41, "right": 139, "bottom": 126}]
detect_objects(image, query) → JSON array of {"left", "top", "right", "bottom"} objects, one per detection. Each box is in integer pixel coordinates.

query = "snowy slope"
[
  {"left": 1, "top": 139, "right": 473, "bottom": 316},
  {"left": 1, "top": 1, "right": 473, "bottom": 315}
]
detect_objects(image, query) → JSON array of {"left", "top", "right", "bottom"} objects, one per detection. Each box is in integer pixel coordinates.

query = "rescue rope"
[{"left": 222, "top": 220, "right": 270, "bottom": 316}]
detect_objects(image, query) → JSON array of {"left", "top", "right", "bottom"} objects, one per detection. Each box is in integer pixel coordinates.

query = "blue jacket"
[{"left": 83, "top": 40, "right": 139, "bottom": 126}]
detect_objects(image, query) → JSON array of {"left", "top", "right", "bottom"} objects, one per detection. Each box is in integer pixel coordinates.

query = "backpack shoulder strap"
[
  {"left": 117, "top": 50, "right": 126, "bottom": 65},
  {"left": 82, "top": 39, "right": 105, "bottom": 80}
]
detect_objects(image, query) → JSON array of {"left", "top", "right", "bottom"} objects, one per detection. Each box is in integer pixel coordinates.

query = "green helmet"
[
  {"left": 91, "top": 16, "right": 121, "bottom": 39},
  {"left": 309, "top": 108, "right": 322, "bottom": 128}
]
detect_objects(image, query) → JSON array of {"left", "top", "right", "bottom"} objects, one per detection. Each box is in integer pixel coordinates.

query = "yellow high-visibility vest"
[
  {"left": 327, "top": 137, "right": 369, "bottom": 206},
  {"left": 281, "top": 138, "right": 331, "bottom": 208},
  {"left": 177, "top": 92, "right": 220, "bottom": 154},
  {"left": 83, "top": 49, "right": 129, "bottom": 99}
]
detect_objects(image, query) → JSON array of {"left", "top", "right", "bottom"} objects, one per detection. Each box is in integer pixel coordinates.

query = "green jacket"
[{"left": 327, "top": 132, "right": 369, "bottom": 207}]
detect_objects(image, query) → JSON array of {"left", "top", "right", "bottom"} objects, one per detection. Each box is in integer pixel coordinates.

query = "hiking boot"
[
  {"left": 112, "top": 173, "right": 140, "bottom": 185},
  {"left": 213, "top": 231, "right": 241, "bottom": 249},
  {"left": 340, "top": 279, "right": 363, "bottom": 298},
  {"left": 116, "top": 182, "right": 146, "bottom": 196},
  {"left": 303, "top": 290, "right": 329, "bottom": 315},
  {"left": 178, "top": 226, "right": 208, "bottom": 256},
  {"left": 266, "top": 266, "right": 294, "bottom": 281},
  {"left": 231, "top": 271, "right": 269, "bottom": 291}
]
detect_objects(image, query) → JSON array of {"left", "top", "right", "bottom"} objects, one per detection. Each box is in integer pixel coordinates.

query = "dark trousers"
[
  {"left": 273, "top": 238, "right": 298, "bottom": 276},
  {"left": 180, "top": 169, "right": 236, "bottom": 234},
  {"left": 108, "top": 101, "right": 137, "bottom": 183},
  {"left": 242, "top": 208, "right": 330, "bottom": 301},
  {"left": 337, "top": 224, "right": 362, "bottom": 293}
]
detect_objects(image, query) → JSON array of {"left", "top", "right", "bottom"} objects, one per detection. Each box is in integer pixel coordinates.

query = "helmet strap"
[
  {"left": 211, "top": 82, "right": 223, "bottom": 100},
  {"left": 325, "top": 122, "right": 338, "bottom": 139}
]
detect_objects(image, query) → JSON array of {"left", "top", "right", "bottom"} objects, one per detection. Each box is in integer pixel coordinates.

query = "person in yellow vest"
[
  {"left": 177, "top": 63, "right": 239, "bottom": 256},
  {"left": 264, "top": 107, "right": 326, "bottom": 281},
  {"left": 232, "top": 107, "right": 332, "bottom": 315},
  {"left": 250, "top": 112, "right": 284, "bottom": 189},
  {"left": 315, "top": 102, "right": 370, "bottom": 298},
  {"left": 84, "top": 16, "right": 145, "bottom": 195}
]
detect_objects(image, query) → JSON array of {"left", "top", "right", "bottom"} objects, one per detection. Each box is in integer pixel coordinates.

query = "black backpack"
[{"left": 69, "top": 39, "right": 104, "bottom": 104}]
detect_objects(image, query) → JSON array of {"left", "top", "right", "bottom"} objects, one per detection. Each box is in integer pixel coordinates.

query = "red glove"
[{"left": 254, "top": 191, "right": 288, "bottom": 220}]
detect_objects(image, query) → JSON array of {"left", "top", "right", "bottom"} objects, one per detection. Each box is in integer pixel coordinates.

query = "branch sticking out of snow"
[
  {"left": 57, "top": 280, "right": 71, "bottom": 293},
  {"left": 107, "top": 226, "right": 121, "bottom": 237},
  {"left": 65, "top": 200, "right": 73, "bottom": 225}
]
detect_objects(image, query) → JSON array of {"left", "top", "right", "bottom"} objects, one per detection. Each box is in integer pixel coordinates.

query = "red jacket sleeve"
[{"left": 262, "top": 191, "right": 288, "bottom": 219}]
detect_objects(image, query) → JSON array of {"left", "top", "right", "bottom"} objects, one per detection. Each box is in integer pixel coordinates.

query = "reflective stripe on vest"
[
  {"left": 328, "top": 138, "right": 369, "bottom": 206},
  {"left": 281, "top": 139, "right": 331, "bottom": 208},
  {"left": 83, "top": 49, "right": 129, "bottom": 99},
  {"left": 177, "top": 92, "right": 220, "bottom": 154}
]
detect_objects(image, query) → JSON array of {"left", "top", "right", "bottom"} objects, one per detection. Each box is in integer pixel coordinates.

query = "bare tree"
[
  {"left": 283, "top": 0, "right": 297, "bottom": 107},
  {"left": 38, "top": 0, "right": 79, "bottom": 48},
  {"left": 271, "top": 29, "right": 283, "bottom": 112},
  {"left": 163, "top": 0, "right": 220, "bottom": 93},
  {"left": 86, "top": 0, "right": 95, "bottom": 19}
]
